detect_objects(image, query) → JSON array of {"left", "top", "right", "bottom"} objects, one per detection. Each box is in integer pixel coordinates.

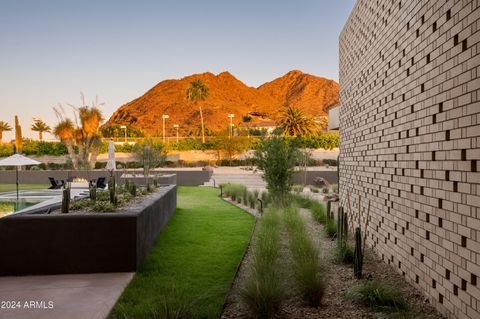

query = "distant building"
[
  {"left": 238, "top": 120, "right": 277, "bottom": 135},
  {"left": 327, "top": 105, "right": 340, "bottom": 130}
]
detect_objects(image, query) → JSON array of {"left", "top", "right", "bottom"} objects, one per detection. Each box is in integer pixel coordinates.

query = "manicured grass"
[
  {"left": 0, "top": 184, "right": 49, "bottom": 193},
  {"left": 111, "top": 186, "right": 255, "bottom": 319}
]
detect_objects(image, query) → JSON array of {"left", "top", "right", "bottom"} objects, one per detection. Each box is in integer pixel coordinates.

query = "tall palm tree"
[
  {"left": 0, "top": 121, "right": 12, "bottom": 144},
  {"left": 278, "top": 106, "right": 317, "bottom": 137},
  {"left": 31, "top": 120, "right": 51, "bottom": 141},
  {"left": 54, "top": 119, "right": 77, "bottom": 169},
  {"left": 186, "top": 80, "right": 209, "bottom": 143}
]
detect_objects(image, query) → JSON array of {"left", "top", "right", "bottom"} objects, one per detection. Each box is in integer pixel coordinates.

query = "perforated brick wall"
[{"left": 339, "top": 0, "right": 480, "bottom": 318}]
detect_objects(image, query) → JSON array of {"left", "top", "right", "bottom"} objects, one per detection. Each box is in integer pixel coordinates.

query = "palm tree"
[
  {"left": 0, "top": 121, "right": 12, "bottom": 144},
  {"left": 278, "top": 106, "right": 317, "bottom": 137},
  {"left": 31, "top": 120, "right": 51, "bottom": 141},
  {"left": 53, "top": 119, "right": 77, "bottom": 168},
  {"left": 186, "top": 80, "right": 209, "bottom": 143}
]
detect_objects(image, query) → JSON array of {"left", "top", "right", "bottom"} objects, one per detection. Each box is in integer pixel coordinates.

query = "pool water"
[{"left": 0, "top": 201, "right": 39, "bottom": 218}]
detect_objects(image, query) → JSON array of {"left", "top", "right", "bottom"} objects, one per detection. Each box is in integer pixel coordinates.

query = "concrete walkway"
[{"left": 0, "top": 272, "right": 133, "bottom": 319}]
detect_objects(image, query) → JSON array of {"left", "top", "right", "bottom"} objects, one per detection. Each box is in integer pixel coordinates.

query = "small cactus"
[
  {"left": 89, "top": 185, "right": 97, "bottom": 201},
  {"left": 130, "top": 183, "right": 137, "bottom": 197},
  {"left": 109, "top": 175, "right": 116, "bottom": 204},
  {"left": 61, "top": 187, "right": 70, "bottom": 213},
  {"left": 336, "top": 206, "right": 349, "bottom": 241},
  {"left": 354, "top": 226, "right": 363, "bottom": 279}
]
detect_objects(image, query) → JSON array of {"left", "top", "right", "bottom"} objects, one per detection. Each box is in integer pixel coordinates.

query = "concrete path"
[
  {"left": 0, "top": 272, "right": 133, "bottom": 319},
  {"left": 203, "top": 167, "right": 267, "bottom": 191}
]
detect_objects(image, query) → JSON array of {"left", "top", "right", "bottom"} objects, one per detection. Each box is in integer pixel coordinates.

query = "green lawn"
[
  {"left": 0, "top": 184, "right": 49, "bottom": 193},
  {"left": 111, "top": 186, "right": 255, "bottom": 319}
]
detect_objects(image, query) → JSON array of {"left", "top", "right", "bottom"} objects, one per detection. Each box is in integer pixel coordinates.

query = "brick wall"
[{"left": 339, "top": 0, "right": 480, "bottom": 318}]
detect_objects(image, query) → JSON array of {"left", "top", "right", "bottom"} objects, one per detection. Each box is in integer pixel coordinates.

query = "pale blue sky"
[{"left": 0, "top": 0, "right": 355, "bottom": 140}]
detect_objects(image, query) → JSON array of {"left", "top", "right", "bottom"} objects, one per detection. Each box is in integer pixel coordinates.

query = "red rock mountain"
[{"left": 106, "top": 70, "right": 339, "bottom": 136}]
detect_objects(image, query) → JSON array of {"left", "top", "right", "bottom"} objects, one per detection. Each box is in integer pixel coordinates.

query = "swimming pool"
[
  {"left": 0, "top": 189, "right": 90, "bottom": 217},
  {"left": 0, "top": 190, "right": 62, "bottom": 217}
]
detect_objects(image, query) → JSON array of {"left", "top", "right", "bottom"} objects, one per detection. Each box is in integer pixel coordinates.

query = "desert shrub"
[
  {"left": 260, "top": 191, "right": 270, "bottom": 208},
  {"left": 313, "top": 176, "right": 328, "bottom": 188},
  {"left": 334, "top": 240, "right": 354, "bottom": 264},
  {"left": 283, "top": 206, "right": 326, "bottom": 306},
  {"left": 248, "top": 192, "right": 256, "bottom": 209},
  {"left": 310, "top": 186, "right": 320, "bottom": 193},
  {"left": 331, "top": 184, "right": 339, "bottom": 193},
  {"left": 292, "top": 194, "right": 313, "bottom": 209},
  {"left": 254, "top": 137, "right": 299, "bottom": 206},
  {"left": 222, "top": 183, "right": 246, "bottom": 201},
  {"left": 0, "top": 144, "right": 14, "bottom": 157},
  {"left": 292, "top": 184, "right": 304, "bottom": 193},
  {"left": 95, "top": 161, "right": 108, "bottom": 169},
  {"left": 322, "top": 158, "right": 338, "bottom": 166},
  {"left": 346, "top": 280, "right": 407, "bottom": 312},
  {"left": 240, "top": 208, "right": 284, "bottom": 318},
  {"left": 242, "top": 188, "right": 249, "bottom": 206},
  {"left": 310, "top": 201, "right": 327, "bottom": 224},
  {"left": 324, "top": 219, "right": 337, "bottom": 238}
]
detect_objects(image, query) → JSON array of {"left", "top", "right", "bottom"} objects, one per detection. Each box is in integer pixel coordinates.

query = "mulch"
[{"left": 220, "top": 201, "right": 445, "bottom": 319}]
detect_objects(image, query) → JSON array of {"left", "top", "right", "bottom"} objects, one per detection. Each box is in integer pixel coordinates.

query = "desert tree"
[
  {"left": 53, "top": 94, "right": 105, "bottom": 169},
  {"left": 0, "top": 121, "right": 12, "bottom": 144},
  {"left": 278, "top": 106, "right": 317, "bottom": 137},
  {"left": 254, "top": 137, "right": 299, "bottom": 206},
  {"left": 186, "top": 80, "right": 209, "bottom": 143},
  {"left": 31, "top": 119, "right": 51, "bottom": 141}
]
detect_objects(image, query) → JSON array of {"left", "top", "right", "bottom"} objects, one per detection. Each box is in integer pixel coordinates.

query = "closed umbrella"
[
  {"left": 105, "top": 141, "right": 116, "bottom": 171},
  {"left": 0, "top": 154, "right": 41, "bottom": 200}
]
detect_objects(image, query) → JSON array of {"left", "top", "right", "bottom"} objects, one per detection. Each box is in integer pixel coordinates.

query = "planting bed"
[{"left": 0, "top": 185, "right": 176, "bottom": 276}]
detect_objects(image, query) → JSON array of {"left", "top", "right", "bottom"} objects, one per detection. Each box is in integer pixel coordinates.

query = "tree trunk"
[
  {"left": 39, "top": 131, "right": 43, "bottom": 141},
  {"left": 0, "top": 131, "right": 2, "bottom": 143},
  {"left": 199, "top": 106, "right": 205, "bottom": 144},
  {"left": 89, "top": 142, "right": 99, "bottom": 169},
  {"left": 65, "top": 142, "right": 78, "bottom": 169}
]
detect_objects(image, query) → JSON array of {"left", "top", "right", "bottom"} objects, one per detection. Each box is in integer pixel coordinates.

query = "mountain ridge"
[{"left": 106, "top": 70, "right": 339, "bottom": 135}]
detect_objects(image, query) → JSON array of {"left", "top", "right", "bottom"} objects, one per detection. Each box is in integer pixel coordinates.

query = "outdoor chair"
[
  {"left": 96, "top": 177, "right": 107, "bottom": 189},
  {"left": 48, "top": 177, "right": 64, "bottom": 189}
]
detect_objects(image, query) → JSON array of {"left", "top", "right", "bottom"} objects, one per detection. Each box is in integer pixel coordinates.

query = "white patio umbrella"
[
  {"left": 0, "top": 154, "right": 41, "bottom": 200},
  {"left": 105, "top": 141, "right": 116, "bottom": 171}
]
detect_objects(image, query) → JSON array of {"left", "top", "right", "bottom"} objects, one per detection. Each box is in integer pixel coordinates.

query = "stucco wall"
[{"left": 339, "top": 0, "right": 480, "bottom": 318}]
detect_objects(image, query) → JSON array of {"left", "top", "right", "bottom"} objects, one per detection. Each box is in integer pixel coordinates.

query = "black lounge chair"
[
  {"left": 96, "top": 177, "right": 107, "bottom": 189},
  {"left": 89, "top": 177, "right": 107, "bottom": 189},
  {"left": 48, "top": 177, "right": 64, "bottom": 189}
]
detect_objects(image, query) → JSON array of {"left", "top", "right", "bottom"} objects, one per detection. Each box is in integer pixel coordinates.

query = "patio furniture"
[
  {"left": 48, "top": 177, "right": 65, "bottom": 190},
  {"left": 96, "top": 177, "right": 107, "bottom": 189},
  {"left": 89, "top": 177, "right": 107, "bottom": 189}
]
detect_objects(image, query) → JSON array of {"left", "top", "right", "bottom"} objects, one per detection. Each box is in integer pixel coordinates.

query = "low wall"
[
  {"left": 0, "top": 169, "right": 210, "bottom": 186},
  {"left": 0, "top": 185, "right": 176, "bottom": 276}
]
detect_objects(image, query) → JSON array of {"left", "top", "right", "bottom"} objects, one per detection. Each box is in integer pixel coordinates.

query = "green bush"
[
  {"left": 324, "top": 219, "right": 337, "bottom": 238},
  {"left": 310, "top": 186, "right": 320, "bottom": 193},
  {"left": 293, "top": 194, "right": 314, "bottom": 209},
  {"left": 322, "top": 158, "right": 338, "bottom": 166},
  {"left": 346, "top": 280, "right": 407, "bottom": 312},
  {"left": 240, "top": 208, "right": 284, "bottom": 318},
  {"left": 222, "top": 183, "right": 247, "bottom": 201},
  {"left": 334, "top": 240, "right": 354, "bottom": 264},
  {"left": 283, "top": 206, "right": 326, "bottom": 306},
  {"left": 310, "top": 201, "right": 327, "bottom": 224},
  {"left": 255, "top": 137, "right": 299, "bottom": 205}
]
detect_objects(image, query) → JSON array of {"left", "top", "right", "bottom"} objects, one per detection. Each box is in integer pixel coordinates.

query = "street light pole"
[
  {"left": 162, "top": 115, "right": 169, "bottom": 143},
  {"left": 120, "top": 125, "right": 127, "bottom": 143},
  {"left": 173, "top": 124, "right": 179, "bottom": 143},
  {"left": 228, "top": 114, "right": 235, "bottom": 138}
]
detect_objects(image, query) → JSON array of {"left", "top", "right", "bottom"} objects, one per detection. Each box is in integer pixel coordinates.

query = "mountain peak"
[{"left": 286, "top": 69, "right": 304, "bottom": 76}]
